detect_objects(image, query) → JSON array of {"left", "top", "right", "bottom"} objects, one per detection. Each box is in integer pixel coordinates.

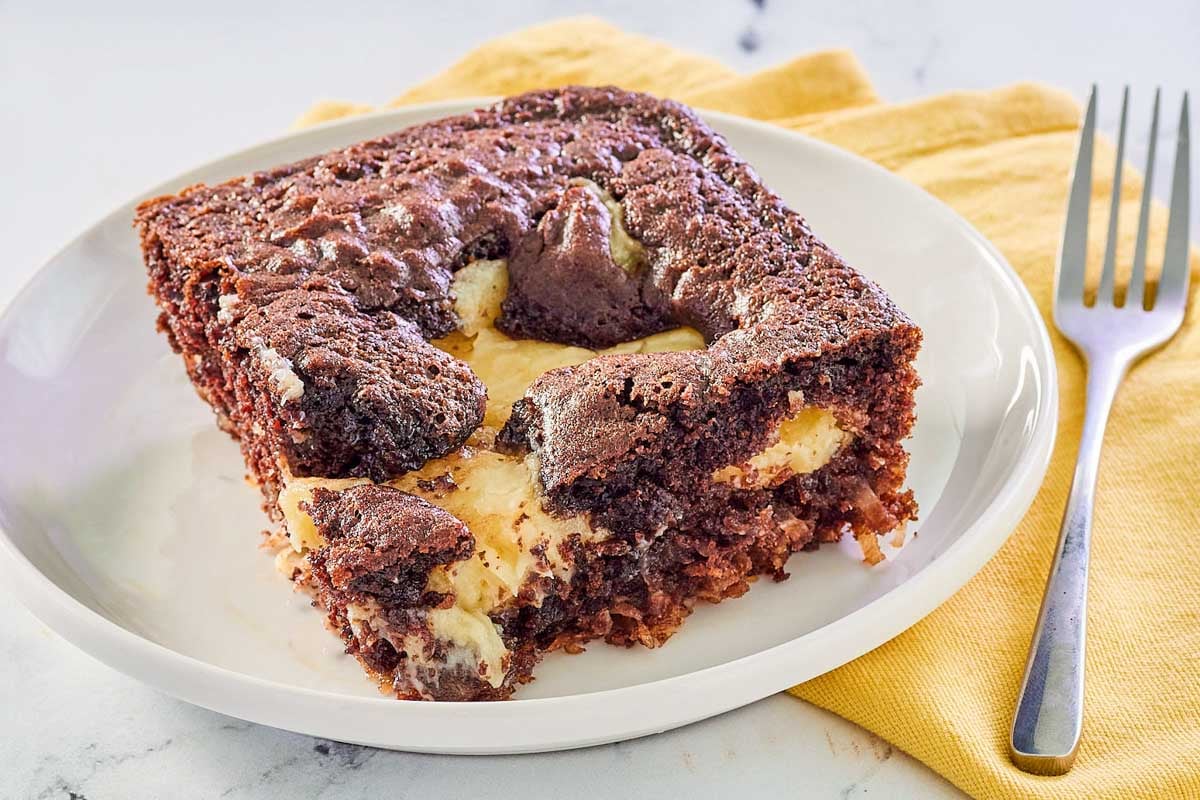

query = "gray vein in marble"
[
  {"left": 31, "top": 737, "right": 175, "bottom": 800},
  {"left": 912, "top": 36, "right": 942, "bottom": 86}
]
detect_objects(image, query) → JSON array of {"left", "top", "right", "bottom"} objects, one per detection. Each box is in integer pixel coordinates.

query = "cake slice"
[{"left": 136, "top": 87, "right": 920, "bottom": 701}]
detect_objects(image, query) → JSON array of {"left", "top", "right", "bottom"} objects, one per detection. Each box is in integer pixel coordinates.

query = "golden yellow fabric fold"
[{"left": 295, "top": 18, "right": 1200, "bottom": 799}]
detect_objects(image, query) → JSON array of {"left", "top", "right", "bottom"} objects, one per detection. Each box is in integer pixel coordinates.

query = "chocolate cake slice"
[{"left": 136, "top": 87, "right": 920, "bottom": 701}]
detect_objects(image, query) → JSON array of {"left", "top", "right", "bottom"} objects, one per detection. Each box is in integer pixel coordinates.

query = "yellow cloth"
[{"left": 296, "top": 18, "right": 1200, "bottom": 799}]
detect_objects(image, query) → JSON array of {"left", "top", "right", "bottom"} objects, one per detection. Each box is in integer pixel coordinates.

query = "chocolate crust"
[
  {"left": 499, "top": 324, "right": 920, "bottom": 528},
  {"left": 138, "top": 86, "right": 922, "bottom": 701},
  {"left": 304, "top": 484, "right": 474, "bottom": 607},
  {"left": 332, "top": 438, "right": 916, "bottom": 701},
  {"left": 232, "top": 281, "right": 486, "bottom": 482},
  {"left": 499, "top": 184, "right": 670, "bottom": 348},
  {"left": 136, "top": 86, "right": 915, "bottom": 496}
]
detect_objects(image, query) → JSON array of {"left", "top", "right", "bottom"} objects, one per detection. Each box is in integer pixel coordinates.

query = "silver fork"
[{"left": 1009, "top": 87, "right": 1191, "bottom": 776}]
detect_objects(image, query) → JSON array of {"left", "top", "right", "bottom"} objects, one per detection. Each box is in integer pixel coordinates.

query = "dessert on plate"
[{"left": 135, "top": 87, "right": 921, "bottom": 701}]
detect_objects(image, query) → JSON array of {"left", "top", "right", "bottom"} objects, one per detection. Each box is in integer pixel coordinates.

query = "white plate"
[{"left": 0, "top": 100, "right": 1056, "bottom": 754}]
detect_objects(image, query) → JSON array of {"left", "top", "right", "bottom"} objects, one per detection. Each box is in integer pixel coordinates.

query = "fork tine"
[
  {"left": 1097, "top": 88, "right": 1130, "bottom": 306},
  {"left": 1127, "top": 89, "right": 1161, "bottom": 310},
  {"left": 1057, "top": 87, "right": 1097, "bottom": 307},
  {"left": 1157, "top": 93, "right": 1191, "bottom": 312}
]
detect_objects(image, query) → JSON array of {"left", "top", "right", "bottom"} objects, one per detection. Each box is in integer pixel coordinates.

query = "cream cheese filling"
[
  {"left": 712, "top": 402, "right": 847, "bottom": 490},
  {"left": 568, "top": 178, "right": 645, "bottom": 272},
  {"left": 437, "top": 259, "right": 702, "bottom": 427},
  {"left": 275, "top": 257, "right": 849, "bottom": 689}
]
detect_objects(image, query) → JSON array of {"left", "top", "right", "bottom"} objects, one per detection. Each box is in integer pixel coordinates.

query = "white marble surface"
[{"left": 1, "top": 2, "right": 1196, "bottom": 798}]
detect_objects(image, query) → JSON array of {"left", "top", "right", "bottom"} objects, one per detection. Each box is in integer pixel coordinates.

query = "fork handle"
[{"left": 1010, "top": 353, "right": 1129, "bottom": 775}]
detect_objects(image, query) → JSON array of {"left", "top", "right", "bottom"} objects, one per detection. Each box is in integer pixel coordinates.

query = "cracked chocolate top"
[
  {"left": 231, "top": 277, "right": 486, "bottom": 480},
  {"left": 136, "top": 86, "right": 917, "bottom": 488},
  {"left": 305, "top": 484, "right": 474, "bottom": 606}
]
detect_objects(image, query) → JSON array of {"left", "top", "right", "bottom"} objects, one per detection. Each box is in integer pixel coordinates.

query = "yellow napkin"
[{"left": 297, "top": 18, "right": 1200, "bottom": 799}]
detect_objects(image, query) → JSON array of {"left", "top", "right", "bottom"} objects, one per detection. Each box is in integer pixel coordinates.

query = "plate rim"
[{"left": 0, "top": 99, "right": 1059, "bottom": 753}]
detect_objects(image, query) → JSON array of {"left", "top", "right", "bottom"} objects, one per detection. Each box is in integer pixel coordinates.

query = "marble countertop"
[{"left": 2, "top": 2, "right": 1195, "bottom": 798}]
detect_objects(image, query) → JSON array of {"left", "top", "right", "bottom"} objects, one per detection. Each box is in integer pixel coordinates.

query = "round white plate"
[{"left": 0, "top": 100, "right": 1056, "bottom": 754}]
